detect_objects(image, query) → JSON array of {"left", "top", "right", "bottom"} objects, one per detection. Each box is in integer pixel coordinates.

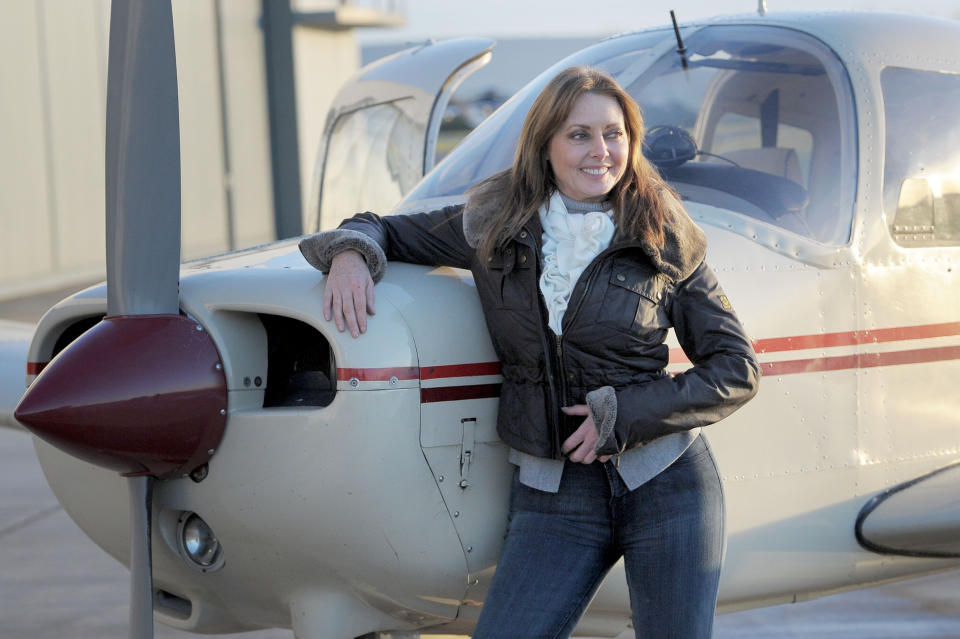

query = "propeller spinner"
[{"left": 14, "top": 2, "right": 226, "bottom": 637}]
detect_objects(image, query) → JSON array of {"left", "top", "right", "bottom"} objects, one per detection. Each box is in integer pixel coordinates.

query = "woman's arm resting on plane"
[
  {"left": 299, "top": 205, "right": 472, "bottom": 339},
  {"left": 324, "top": 250, "right": 376, "bottom": 338}
]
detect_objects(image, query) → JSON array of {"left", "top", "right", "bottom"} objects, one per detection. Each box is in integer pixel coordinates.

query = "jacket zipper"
[
  {"left": 534, "top": 235, "right": 639, "bottom": 458},
  {"left": 552, "top": 262, "right": 600, "bottom": 455},
  {"left": 526, "top": 226, "right": 564, "bottom": 459},
  {"left": 554, "top": 245, "right": 633, "bottom": 458},
  {"left": 536, "top": 284, "right": 563, "bottom": 458},
  {"left": 555, "top": 332, "right": 568, "bottom": 410},
  {"left": 562, "top": 260, "right": 603, "bottom": 334}
]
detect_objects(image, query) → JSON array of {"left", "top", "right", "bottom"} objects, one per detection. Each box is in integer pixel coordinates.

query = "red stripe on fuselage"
[
  {"left": 420, "top": 362, "right": 501, "bottom": 379},
  {"left": 420, "top": 383, "right": 502, "bottom": 403},
  {"left": 670, "top": 321, "right": 960, "bottom": 364},
  {"left": 336, "top": 366, "right": 419, "bottom": 382},
  {"left": 336, "top": 363, "right": 501, "bottom": 382},
  {"left": 338, "top": 322, "right": 960, "bottom": 397},
  {"left": 761, "top": 345, "right": 960, "bottom": 376},
  {"left": 753, "top": 322, "right": 960, "bottom": 353},
  {"left": 336, "top": 364, "right": 502, "bottom": 403}
]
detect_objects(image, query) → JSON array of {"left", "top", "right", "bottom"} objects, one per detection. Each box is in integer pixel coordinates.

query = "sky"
[{"left": 357, "top": 0, "right": 960, "bottom": 43}]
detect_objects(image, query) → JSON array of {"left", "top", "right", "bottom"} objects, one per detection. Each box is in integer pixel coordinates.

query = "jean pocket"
[{"left": 669, "top": 436, "right": 710, "bottom": 467}]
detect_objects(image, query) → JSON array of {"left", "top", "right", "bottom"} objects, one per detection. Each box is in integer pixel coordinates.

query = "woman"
[{"left": 300, "top": 67, "right": 760, "bottom": 638}]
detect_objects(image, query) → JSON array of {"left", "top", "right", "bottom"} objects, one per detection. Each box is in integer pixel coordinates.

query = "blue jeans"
[{"left": 473, "top": 435, "right": 724, "bottom": 639}]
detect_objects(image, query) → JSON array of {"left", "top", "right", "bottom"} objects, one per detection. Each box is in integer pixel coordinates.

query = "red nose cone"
[{"left": 15, "top": 314, "right": 227, "bottom": 479}]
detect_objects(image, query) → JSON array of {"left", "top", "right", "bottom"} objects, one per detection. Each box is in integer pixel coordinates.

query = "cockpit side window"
[
  {"left": 882, "top": 67, "right": 960, "bottom": 248},
  {"left": 624, "top": 26, "right": 856, "bottom": 245}
]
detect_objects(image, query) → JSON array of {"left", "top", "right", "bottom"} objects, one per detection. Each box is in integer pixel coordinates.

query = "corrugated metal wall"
[{"left": 0, "top": 0, "right": 278, "bottom": 299}]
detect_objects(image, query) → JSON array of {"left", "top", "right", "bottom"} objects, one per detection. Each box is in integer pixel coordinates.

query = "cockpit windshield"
[{"left": 405, "top": 25, "right": 856, "bottom": 246}]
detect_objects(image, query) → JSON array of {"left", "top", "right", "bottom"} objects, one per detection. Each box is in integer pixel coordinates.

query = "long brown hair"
[{"left": 471, "top": 66, "right": 682, "bottom": 262}]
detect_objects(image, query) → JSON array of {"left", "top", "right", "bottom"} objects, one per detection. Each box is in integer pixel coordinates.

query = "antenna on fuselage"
[
  {"left": 758, "top": 0, "right": 768, "bottom": 16},
  {"left": 669, "top": 10, "right": 688, "bottom": 72}
]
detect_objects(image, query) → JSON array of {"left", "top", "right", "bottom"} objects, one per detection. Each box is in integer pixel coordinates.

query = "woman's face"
[{"left": 546, "top": 92, "right": 628, "bottom": 203}]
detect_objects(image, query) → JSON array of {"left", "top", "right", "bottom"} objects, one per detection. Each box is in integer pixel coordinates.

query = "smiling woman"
[
  {"left": 300, "top": 65, "right": 760, "bottom": 638},
  {"left": 546, "top": 92, "right": 628, "bottom": 202}
]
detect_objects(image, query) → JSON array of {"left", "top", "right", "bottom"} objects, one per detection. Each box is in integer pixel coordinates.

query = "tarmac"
[{"left": 3, "top": 285, "right": 960, "bottom": 638}]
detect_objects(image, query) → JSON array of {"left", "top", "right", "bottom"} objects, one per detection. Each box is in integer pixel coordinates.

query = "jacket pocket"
[
  {"left": 599, "top": 261, "right": 668, "bottom": 334},
  {"left": 478, "top": 246, "right": 534, "bottom": 311}
]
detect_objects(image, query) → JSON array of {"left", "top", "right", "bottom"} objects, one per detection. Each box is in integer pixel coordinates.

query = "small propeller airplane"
[{"left": 2, "top": 1, "right": 960, "bottom": 637}]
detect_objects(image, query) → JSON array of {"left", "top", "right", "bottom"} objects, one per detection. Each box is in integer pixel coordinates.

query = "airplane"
[{"left": 2, "top": 2, "right": 960, "bottom": 638}]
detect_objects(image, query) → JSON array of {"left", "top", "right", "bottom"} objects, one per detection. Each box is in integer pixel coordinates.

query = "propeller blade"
[
  {"left": 105, "top": 1, "right": 179, "bottom": 635},
  {"left": 105, "top": 0, "right": 181, "bottom": 317},
  {"left": 16, "top": 2, "right": 228, "bottom": 636},
  {"left": 128, "top": 476, "right": 155, "bottom": 639}
]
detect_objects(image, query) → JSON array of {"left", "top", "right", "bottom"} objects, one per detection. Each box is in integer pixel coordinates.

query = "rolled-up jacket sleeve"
[
  {"left": 596, "top": 260, "right": 761, "bottom": 455},
  {"left": 299, "top": 205, "right": 472, "bottom": 279}
]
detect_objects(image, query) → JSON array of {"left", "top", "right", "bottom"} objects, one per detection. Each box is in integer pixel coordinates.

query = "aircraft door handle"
[{"left": 460, "top": 417, "right": 476, "bottom": 487}]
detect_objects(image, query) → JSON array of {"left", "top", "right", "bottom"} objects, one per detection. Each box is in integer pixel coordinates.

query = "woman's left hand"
[{"left": 561, "top": 405, "right": 612, "bottom": 464}]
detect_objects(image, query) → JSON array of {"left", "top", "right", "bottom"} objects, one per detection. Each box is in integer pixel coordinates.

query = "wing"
[{"left": 0, "top": 320, "right": 33, "bottom": 430}]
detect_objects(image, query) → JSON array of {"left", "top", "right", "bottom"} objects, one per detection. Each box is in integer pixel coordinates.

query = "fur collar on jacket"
[{"left": 462, "top": 181, "right": 707, "bottom": 282}]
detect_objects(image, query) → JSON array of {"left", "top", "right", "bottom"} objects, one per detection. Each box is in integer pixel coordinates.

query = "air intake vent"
[
  {"left": 259, "top": 314, "right": 335, "bottom": 408},
  {"left": 155, "top": 589, "right": 192, "bottom": 620}
]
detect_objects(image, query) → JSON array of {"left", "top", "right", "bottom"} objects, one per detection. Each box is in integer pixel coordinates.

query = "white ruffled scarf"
[{"left": 538, "top": 191, "right": 615, "bottom": 334}]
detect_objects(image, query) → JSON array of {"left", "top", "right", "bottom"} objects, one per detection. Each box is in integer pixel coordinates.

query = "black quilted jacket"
[{"left": 300, "top": 195, "right": 761, "bottom": 459}]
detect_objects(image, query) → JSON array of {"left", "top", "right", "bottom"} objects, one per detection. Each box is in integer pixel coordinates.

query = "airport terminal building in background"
[
  {"left": 0, "top": 0, "right": 403, "bottom": 300},
  {"left": 0, "top": 0, "right": 601, "bottom": 303}
]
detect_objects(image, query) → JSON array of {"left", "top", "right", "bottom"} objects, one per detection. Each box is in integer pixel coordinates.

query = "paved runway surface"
[{"left": 4, "top": 289, "right": 960, "bottom": 638}]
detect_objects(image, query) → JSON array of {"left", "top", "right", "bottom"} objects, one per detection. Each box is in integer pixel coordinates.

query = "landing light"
[{"left": 177, "top": 512, "right": 224, "bottom": 571}]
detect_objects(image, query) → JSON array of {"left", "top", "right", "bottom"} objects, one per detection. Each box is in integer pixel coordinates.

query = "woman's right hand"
[{"left": 323, "top": 250, "right": 376, "bottom": 338}]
